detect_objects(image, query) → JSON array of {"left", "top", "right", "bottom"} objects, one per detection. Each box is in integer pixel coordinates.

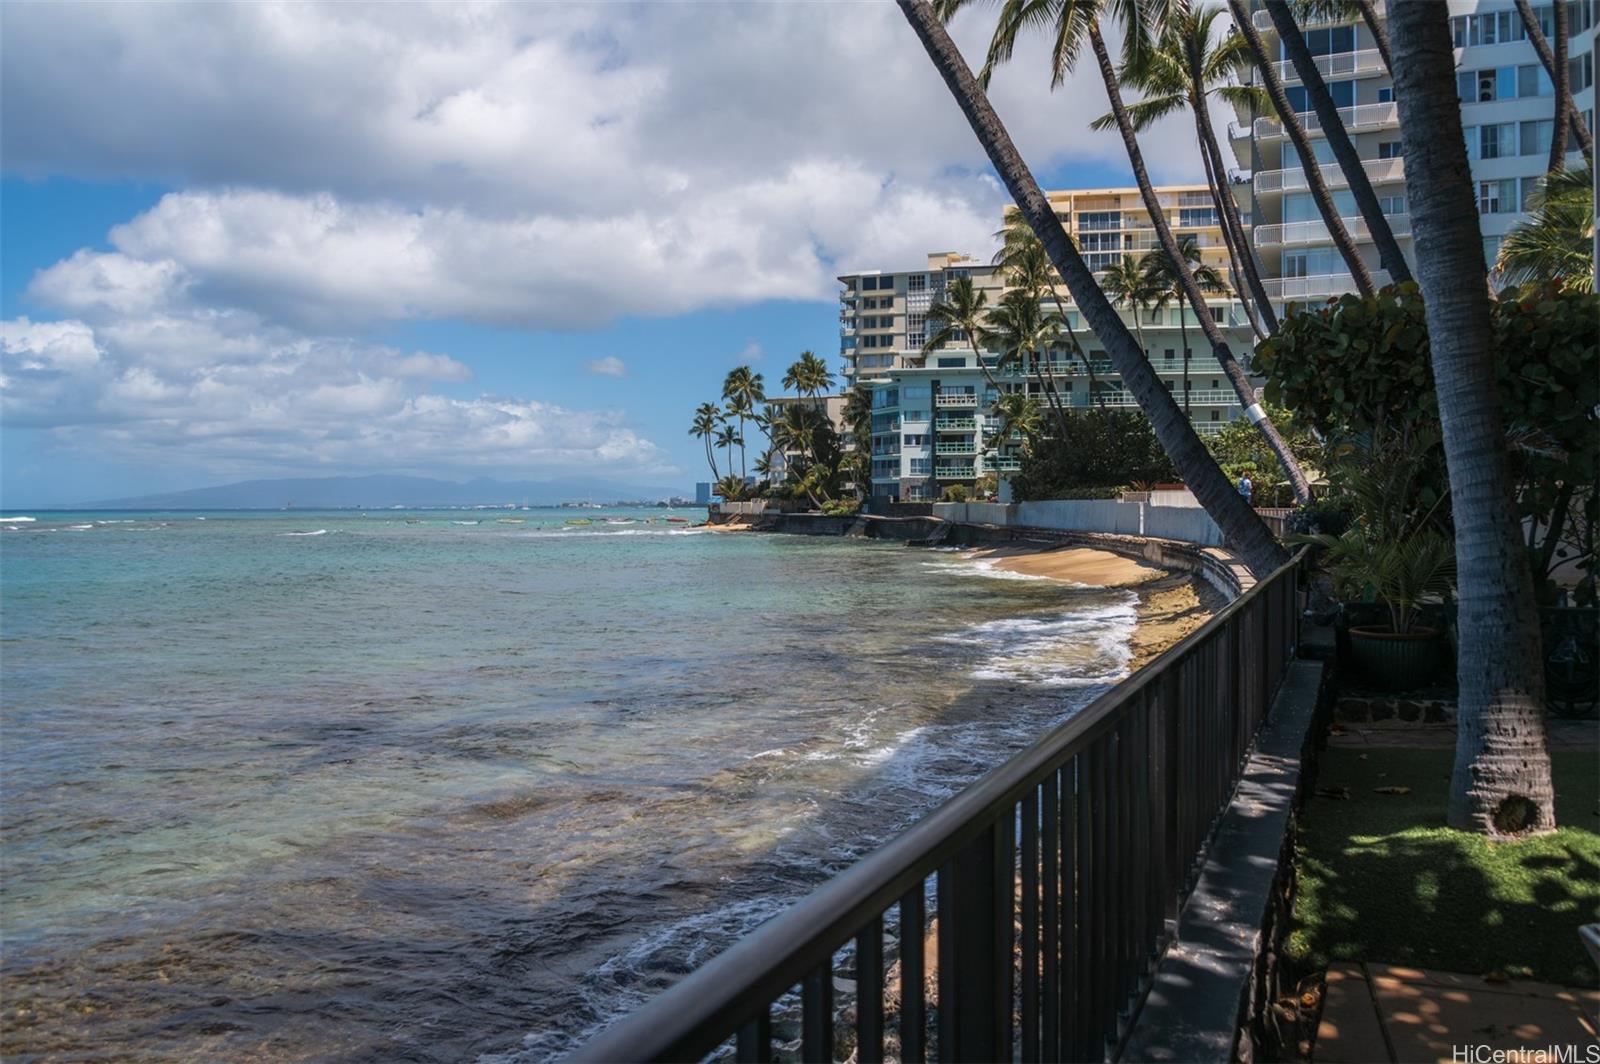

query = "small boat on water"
[
  {"left": 666, "top": 517, "right": 689, "bottom": 524},
  {"left": 566, "top": 518, "right": 594, "bottom": 526},
  {"left": 495, "top": 518, "right": 525, "bottom": 525}
]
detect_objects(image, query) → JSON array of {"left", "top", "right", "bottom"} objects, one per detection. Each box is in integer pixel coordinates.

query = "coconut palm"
[
  {"left": 1494, "top": 166, "right": 1596, "bottom": 291},
  {"left": 959, "top": 0, "right": 1312, "bottom": 504},
  {"left": 994, "top": 214, "right": 1102, "bottom": 401},
  {"left": 1094, "top": 3, "right": 1278, "bottom": 336},
  {"left": 783, "top": 351, "right": 835, "bottom": 401},
  {"left": 989, "top": 391, "right": 1044, "bottom": 455},
  {"left": 980, "top": 288, "right": 1066, "bottom": 388},
  {"left": 713, "top": 423, "right": 743, "bottom": 495},
  {"left": 1228, "top": 0, "right": 1379, "bottom": 298},
  {"left": 922, "top": 275, "right": 995, "bottom": 383},
  {"left": 1261, "top": 2, "right": 1413, "bottom": 287},
  {"left": 1513, "top": 0, "right": 1594, "bottom": 166},
  {"left": 1388, "top": 1, "right": 1556, "bottom": 836},
  {"left": 689, "top": 401, "right": 722, "bottom": 483},
  {"left": 1099, "top": 253, "right": 1162, "bottom": 354},
  {"left": 1142, "top": 237, "right": 1230, "bottom": 414},
  {"left": 721, "top": 366, "right": 765, "bottom": 481},
  {"left": 896, "top": 0, "right": 1287, "bottom": 576}
]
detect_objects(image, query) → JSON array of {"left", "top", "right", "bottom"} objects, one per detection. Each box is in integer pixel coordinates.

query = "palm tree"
[
  {"left": 1513, "top": 0, "right": 1594, "bottom": 167},
  {"left": 721, "top": 366, "right": 765, "bottom": 482},
  {"left": 989, "top": 391, "right": 1043, "bottom": 455},
  {"left": 1293, "top": 0, "right": 1392, "bottom": 73},
  {"left": 981, "top": 288, "right": 1065, "bottom": 388},
  {"left": 1096, "top": 3, "right": 1279, "bottom": 336},
  {"left": 922, "top": 274, "right": 995, "bottom": 383},
  {"left": 1494, "top": 165, "right": 1595, "bottom": 292},
  {"left": 896, "top": 0, "right": 1287, "bottom": 577},
  {"left": 1388, "top": 1, "right": 1556, "bottom": 836},
  {"left": 1142, "top": 238, "right": 1230, "bottom": 415},
  {"left": 1228, "top": 0, "right": 1378, "bottom": 298},
  {"left": 1261, "top": 2, "right": 1413, "bottom": 287},
  {"left": 783, "top": 350, "right": 835, "bottom": 401},
  {"left": 714, "top": 423, "right": 743, "bottom": 495},
  {"left": 689, "top": 402, "right": 722, "bottom": 483},
  {"left": 1100, "top": 253, "right": 1162, "bottom": 354},
  {"left": 962, "top": 0, "right": 1313, "bottom": 504}
]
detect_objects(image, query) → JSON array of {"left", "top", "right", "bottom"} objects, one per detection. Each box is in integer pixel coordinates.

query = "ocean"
[{"left": 0, "top": 508, "right": 1137, "bottom": 1061}]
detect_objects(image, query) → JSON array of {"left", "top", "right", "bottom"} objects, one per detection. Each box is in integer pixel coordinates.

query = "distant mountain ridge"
[{"left": 73, "top": 474, "right": 693, "bottom": 510}]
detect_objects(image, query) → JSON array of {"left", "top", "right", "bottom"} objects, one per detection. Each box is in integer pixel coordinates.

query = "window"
[
  {"left": 1076, "top": 211, "right": 1122, "bottom": 231},
  {"left": 936, "top": 357, "right": 965, "bottom": 368},
  {"left": 1478, "top": 179, "right": 1517, "bottom": 214},
  {"left": 902, "top": 434, "right": 928, "bottom": 447},
  {"left": 908, "top": 459, "right": 931, "bottom": 476},
  {"left": 1283, "top": 25, "right": 1354, "bottom": 57},
  {"left": 1483, "top": 235, "right": 1503, "bottom": 264},
  {"left": 1571, "top": 51, "right": 1595, "bottom": 92},
  {"left": 1379, "top": 195, "right": 1406, "bottom": 215},
  {"left": 1210, "top": 410, "right": 1221, "bottom": 422},
  {"left": 908, "top": 274, "right": 927, "bottom": 293},
  {"left": 1378, "top": 141, "right": 1402, "bottom": 159},
  {"left": 907, "top": 312, "right": 925, "bottom": 333},
  {"left": 1518, "top": 63, "right": 1552, "bottom": 98},
  {"left": 1377, "top": 87, "right": 1393, "bottom": 103},
  {"left": 1479, "top": 122, "right": 1516, "bottom": 159},
  {"left": 1285, "top": 79, "right": 1353, "bottom": 113},
  {"left": 1178, "top": 207, "right": 1218, "bottom": 227},
  {"left": 902, "top": 385, "right": 930, "bottom": 401},
  {"left": 1459, "top": 66, "right": 1517, "bottom": 102},
  {"left": 1521, "top": 119, "right": 1554, "bottom": 156}
]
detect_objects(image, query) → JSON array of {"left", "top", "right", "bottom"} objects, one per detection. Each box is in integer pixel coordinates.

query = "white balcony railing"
[
  {"left": 1260, "top": 270, "right": 1394, "bottom": 302},
  {"left": 1254, "top": 155, "right": 1405, "bottom": 194},
  {"left": 1271, "top": 48, "right": 1387, "bottom": 85},
  {"left": 1254, "top": 212, "right": 1412, "bottom": 247},
  {"left": 1253, "top": 101, "right": 1399, "bottom": 140},
  {"left": 1254, "top": 1, "right": 1383, "bottom": 32},
  {"left": 935, "top": 393, "right": 979, "bottom": 407}
]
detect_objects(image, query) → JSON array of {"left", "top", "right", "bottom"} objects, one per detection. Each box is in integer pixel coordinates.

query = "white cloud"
[
  {"left": 584, "top": 356, "right": 626, "bottom": 378},
  {"left": 737, "top": 341, "right": 763, "bottom": 363}
]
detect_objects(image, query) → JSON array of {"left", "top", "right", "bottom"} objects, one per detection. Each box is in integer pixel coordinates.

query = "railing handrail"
[{"left": 573, "top": 552, "right": 1304, "bottom": 1062}]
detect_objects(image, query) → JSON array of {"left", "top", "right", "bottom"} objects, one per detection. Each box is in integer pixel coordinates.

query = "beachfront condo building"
[
  {"left": 840, "top": 188, "right": 1258, "bottom": 504},
  {"left": 1230, "top": 0, "right": 1597, "bottom": 307}
]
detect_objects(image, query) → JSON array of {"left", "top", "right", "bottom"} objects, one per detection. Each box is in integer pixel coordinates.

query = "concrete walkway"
[{"left": 1315, "top": 962, "right": 1599, "bottom": 1062}]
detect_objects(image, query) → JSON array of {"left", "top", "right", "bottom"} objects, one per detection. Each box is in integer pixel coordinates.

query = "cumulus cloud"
[{"left": 584, "top": 356, "right": 626, "bottom": 378}]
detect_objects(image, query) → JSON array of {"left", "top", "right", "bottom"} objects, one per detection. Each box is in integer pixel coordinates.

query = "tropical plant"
[
  {"left": 980, "top": 288, "right": 1065, "bottom": 387},
  {"left": 1389, "top": 1, "right": 1555, "bottom": 836},
  {"left": 1227, "top": 0, "right": 1380, "bottom": 297},
  {"left": 994, "top": 214, "right": 1102, "bottom": 400},
  {"left": 1204, "top": 401, "right": 1321, "bottom": 509},
  {"left": 1142, "top": 237, "right": 1229, "bottom": 413},
  {"left": 782, "top": 351, "right": 835, "bottom": 401},
  {"left": 1299, "top": 527, "right": 1457, "bottom": 635},
  {"left": 1099, "top": 254, "right": 1163, "bottom": 353},
  {"left": 1513, "top": 0, "right": 1594, "bottom": 166},
  {"left": 688, "top": 401, "right": 723, "bottom": 482},
  {"left": 922, "top": 274, "right": 993, "bottom": 380},
  {"left": 1494, "top": 166, "right": 1595, "bottom": 292},
  {"left": 1095, "top": 2, "right": 1278, "bottom": 335},
  {"left": 940, "top": 484, "right": 972, "bottom": 503},
  {"left": 953, "top": 0, "right": 1311, "bottom": 503},
  {"left": 898, "top": 0, "right": 1286, "bottom": 576},
  {"left": 721, "top": 366, "right": 765, "bottom": 481},
  {"left": 989, "top": 392, "right": 1044, "bottom": 455},
  {"left": 1008, "top": 409, "right": 1178, "bottom": 502},
  {"left": 1261, "top": 1, "right": 1413, "bottom": 288},
  {"left": 714, "top": 472, "right": 749, "bottom": 503}
]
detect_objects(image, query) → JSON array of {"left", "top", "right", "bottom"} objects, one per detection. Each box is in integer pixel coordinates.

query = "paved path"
[
  {"left": 1315, "top": 962, "right": 1599, "bottom": 1062},
  {"left": 1326, "top": 720, "right": 1598, "bottom": 751}
]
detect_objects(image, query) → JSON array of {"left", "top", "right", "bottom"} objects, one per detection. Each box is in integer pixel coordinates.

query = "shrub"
[
  {"left": 940, "top": 484, "right": 971, "bottom": 503},
  {"left": 1009, "top": 409, "right": 1176, "bottom": 501}
]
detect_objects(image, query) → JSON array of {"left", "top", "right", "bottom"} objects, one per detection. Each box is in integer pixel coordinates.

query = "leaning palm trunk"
[
  {"left": 1264, "top": 2, "right": 1413, "bottom": 287},
  {"left": 897, "top": 0, "right": 1287, "bottom": 576},
  {"left": 1197, "top": 126, "right": 1269, "bottom": 341},
  {"left": 1549, "top": 0, "right": 1572, "bottom": 172},
  {"left": 1230, "top": 0, "right": 1377, "bottom": 297},
  {"left": 1187, "top": 46, "right": 1279, "bottom": 336},
  {"left": 1515, "top": 0, "right": 1594, "bottom": 166},
  {"left": 1388, "top": 1, "right": 1556, "bottom": 836},
  {"left": 1085, "top": 19, "right": 1313, "bottom": 505},
  {"left": 1356, "top": 0, "right": 1394, "bottom": 73}
]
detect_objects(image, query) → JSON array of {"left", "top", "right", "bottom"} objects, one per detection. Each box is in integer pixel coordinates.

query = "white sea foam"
[
  {"left": 64, "top": 524, "right": 94, "bottom": 531},
  {"left": 452, "top": 520, "right": 481, "bottom": 525},
  {"left": 942, "top": 594, "right": 1139, "bottom": 687},
  {"left": 1, "top": 516, "right": 36, "bottom": 523},
  {"left": 282, "top": 529, "right": 328, "bottom": 537}
]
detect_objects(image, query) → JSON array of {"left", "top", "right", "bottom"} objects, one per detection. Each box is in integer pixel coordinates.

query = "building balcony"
[
  {"left": 1092, "top": 389, "right": 1240, "bottom": 408},
  {"left": 1253, "top": 213, "right": 1412, "bottom": 248},
  {"left": 991, "top": 456, "right": 1023, "bottom": 473},
  {"left": 840, "top": 291, "right": 857, "bottom": 303},
  {"left": 1192, "top": 421, "right": 1227, "bottom": 436},
  {"left": 1261, "top": 270, "right": 1393, "bottom": 302},
  {"left": 1254, "top": 155, "right": 1405, "bottom": 195},
  {"left": 1253, "top": 101, "right": 1399, "bottom": 140},
  {"left": 935, "top": 442, "right": 977, "bottom": 456},
  {"left": 935, "top": 393, "right": 979, "bottom": 407},
  {"left": 1271, "top": 48, "right": 1387, "bottom": 86},
  {"left": 934, "top": 465, "right": 979, "bottom": 479},
  {"left": 1253, "top": 1, "right": 1382, "bottom": 32},
  {"left": 935, "top": 416, "right": 978, "bottom": 430}
]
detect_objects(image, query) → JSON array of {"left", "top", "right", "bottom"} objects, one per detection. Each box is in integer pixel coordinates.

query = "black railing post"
[{"left": 941, "top": 823, "right": 1005, "bottom": 1061}]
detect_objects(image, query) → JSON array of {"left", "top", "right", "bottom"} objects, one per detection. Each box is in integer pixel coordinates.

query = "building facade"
[
  {"left": 841, "top": 189, "right": 1258, "bottom": 503},
  {"left": 1231, "top": 0, "right": 1597, "bottom": 306}
]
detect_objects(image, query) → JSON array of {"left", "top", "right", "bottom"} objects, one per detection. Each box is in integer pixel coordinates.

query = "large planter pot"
[{"left": 1348, "top": 625, "right": 1441, "bottom": 691}]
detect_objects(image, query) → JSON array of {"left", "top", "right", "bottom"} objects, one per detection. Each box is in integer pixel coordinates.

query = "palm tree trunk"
[
  {"left": 705, "top": 438, "right": 720, "bottom": 482},
  {"left": 1179, "top": 307, "right": 1191, "bottom": 415},
  {"left": 1231, "top": 0, "right": 1379, "bottom": 297},
  {"left": 1514, "top": 0, "right": 1594, "bottom": 166},
  {"left": 1086, "top": 19, "right": 1313, "bottom": 505},
  {"left": 1188, "top": 62, "right": 1279, "bottom": 336},
  {"left": 1388, "top": 0, "right": 1556, "bottom": 836},
  {"left": 1356, "top": 0, "right": 1394, "bottom": 74},
  {"left": 738, "top": 414, "right": 748, "bottom": 481},
  {"left": 1043, "top": 286, "right": 1102, "bottom": 401},
  {"left": 1196, "top": 123, "right": 1270, "bottom": 341},
  {"left": 1548, "top": 0, "right": 1573, "bottom": 173},
  {"left": 1264, "top": 2, "right": 1414, "bottom": 287},
  {"left": 896, "top": 0, "right": 1287, "bottom": 576}
]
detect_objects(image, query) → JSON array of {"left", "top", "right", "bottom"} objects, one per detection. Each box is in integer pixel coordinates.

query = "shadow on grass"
[{"left": 1288, "top": 748, "right": 1600, "bottom": 987}]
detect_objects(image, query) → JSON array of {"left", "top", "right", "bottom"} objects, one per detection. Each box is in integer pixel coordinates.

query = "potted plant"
[{"left": 1302, "top": 528, "right": 1457, "bottom": 690}]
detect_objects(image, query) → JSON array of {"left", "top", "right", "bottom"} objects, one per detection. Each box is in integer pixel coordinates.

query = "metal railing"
[
  {"left": 935, "top": 393, "right": 979, "bottom": 407},
  {"left": 574, "top": 556, "right": 1304, "bottom": 1063},
  {"left": 1253, "top": 100, "right": 1398, "bottom": 140},
  {"left": 1271, "top": 48, "right": 1386, "bottom": 85},
  {"left": 1254, "top": 155, "right": 1405, "bottom": 194},
  {"left": 1254, "top": 213, "right": 1412, "bottom": 248},
  {"left": 1260, "top": 270, "right": 1393, "bottom": 302}
]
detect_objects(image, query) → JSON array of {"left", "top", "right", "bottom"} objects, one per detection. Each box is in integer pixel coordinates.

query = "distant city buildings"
[{"left": 695, "top": 482, "right": 712, "bottom": 504}]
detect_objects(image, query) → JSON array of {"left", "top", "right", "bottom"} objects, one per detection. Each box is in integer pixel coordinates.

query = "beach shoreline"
[{"left": 960, "top": 542, "right": 1226, "bottom": 671}]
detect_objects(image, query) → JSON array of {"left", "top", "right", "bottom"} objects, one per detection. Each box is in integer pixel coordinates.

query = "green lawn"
[{"left": 1288, "top": 747, "right": 1600, "bottom": 987}]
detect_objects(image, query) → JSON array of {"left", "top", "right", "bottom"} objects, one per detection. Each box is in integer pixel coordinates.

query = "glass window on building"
[
  {"left": 1521, "top": 119, "right": 1555, "bottom": 156},
  {"left": 1283, "top": 25, "right": 1354, "bottom": 57},
  {"left": 1478, "top": 179, "right": 1517, "bottom": 214},
  {"left": 1178, "top": 207, "right": 1218, "bottom": 227},
  {"left": 1283, "top": 246, "right": 1344, "bottom": 278},
  {"left": 1076, "top": 211, "right": 1122, "bottom": 231},
  {"left": 1285, "top": 79, "right": 1353, "bottom": 113},
  {"left": 1518, "top": 63, "right": 1553, "bottom": 98},
  {"left": 1570, "top": 51, "right": 1595, "bottom": 92},
  {"left": 937, "top": 357, "right": 965, "bottom": 368},
  {"left": 1378, "top": 141, "right": 1402, "bottom": 159},
  {"left": 909, "top": 459, "right": 931, "bottom": 476},
  {"left": 1377, "top": 87, "right": 1393, "bottom": 103},
  {"left": 902, "top": 434, "right": 927, "bottom": 447},
  {"left": 1379, "top": 195, "right": 1406, "bottom": 216},
  {"left": 1284, "top": 140, "right": 1337, "bottom": 169},
  {"left": 908, "top": 274, "right": 927, "bottom": 293},
  {"left": 1478, "top": 122, "right": 1517, "bottom": 159},
  {"left": 1284, "top": 190, "right": 1355, "bottom": 223}
]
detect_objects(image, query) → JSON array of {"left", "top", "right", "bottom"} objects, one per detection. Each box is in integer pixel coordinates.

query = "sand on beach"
[
  {"left": 964, "top": 543, "right": 1168, "bottom": 587},
  {"left": 964, "top": 543, "right": 1227, "bottom": 669}
]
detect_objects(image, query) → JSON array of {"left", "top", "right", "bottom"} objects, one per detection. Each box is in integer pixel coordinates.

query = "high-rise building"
[
  {"left": 1230, "top": 0, "right": 1596, "bottom": 307},
  {"left": 840, "top": 188, "right": 1257, "bottom": 503}
]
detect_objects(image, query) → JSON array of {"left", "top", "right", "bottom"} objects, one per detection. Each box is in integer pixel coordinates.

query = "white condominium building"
[
  {"left": 840, "top": 187, "right": 1258, "bottom": 504},
  {"left": 1231, "top": 0, "right": 1597, "bottom": 307}
]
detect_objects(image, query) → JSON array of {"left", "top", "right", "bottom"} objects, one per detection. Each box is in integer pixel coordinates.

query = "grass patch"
[{"left": 1288, "top": 747, "right": 1600, "bottom": 987}]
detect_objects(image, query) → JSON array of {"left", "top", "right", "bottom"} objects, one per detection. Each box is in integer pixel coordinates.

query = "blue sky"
[{"left": 0, "top": 3, "right": 1200, "bottom": 506}]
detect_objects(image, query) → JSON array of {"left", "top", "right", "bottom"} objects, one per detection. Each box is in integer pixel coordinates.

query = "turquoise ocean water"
[{"left": 0, "top": 508, "right": 1137, "bottom": 1061}]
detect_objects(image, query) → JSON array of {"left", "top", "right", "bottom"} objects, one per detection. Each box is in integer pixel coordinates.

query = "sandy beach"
[{"left": 963, "top": 543, "right": 1226, "bottom": 671}]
